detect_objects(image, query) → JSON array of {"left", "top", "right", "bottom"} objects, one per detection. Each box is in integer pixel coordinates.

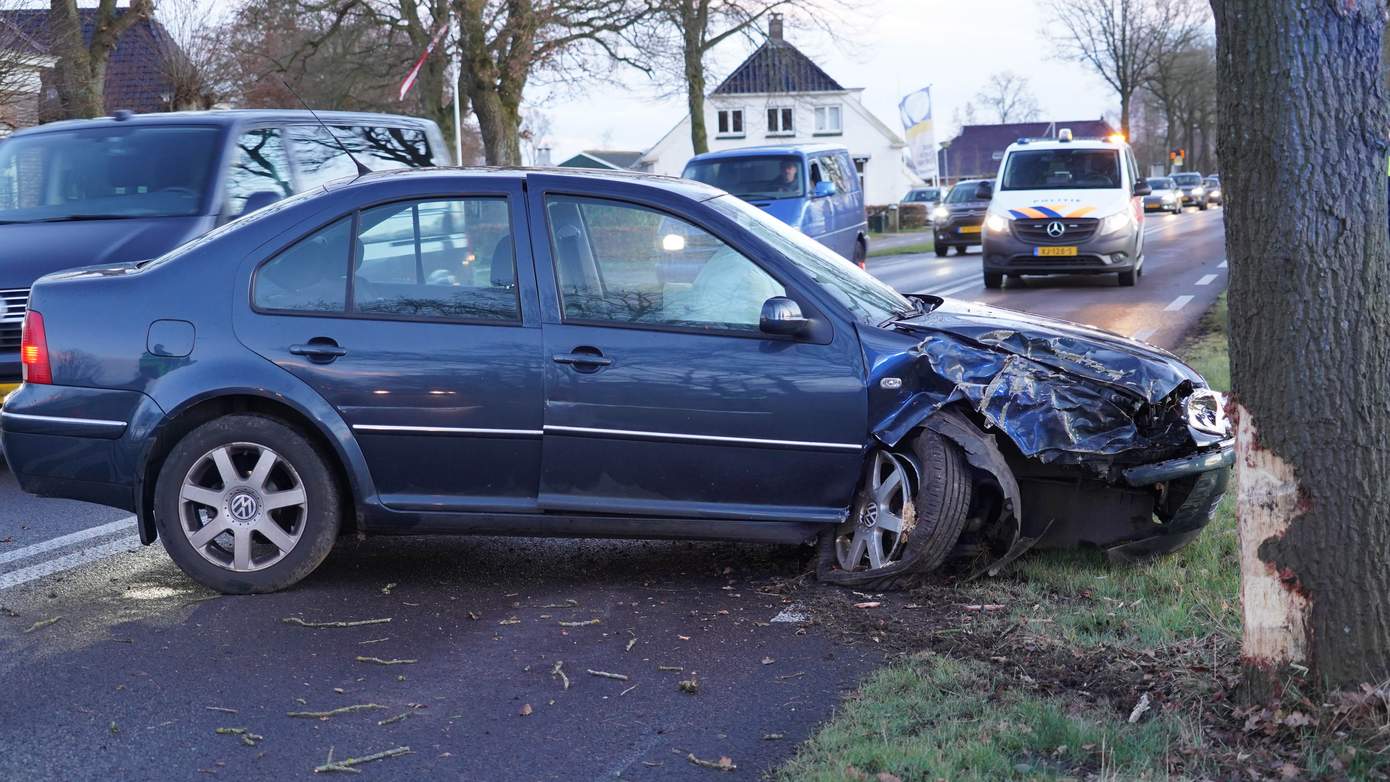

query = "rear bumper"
[{"left": 0, "top": 383, "right": 164, "bottom": 512}]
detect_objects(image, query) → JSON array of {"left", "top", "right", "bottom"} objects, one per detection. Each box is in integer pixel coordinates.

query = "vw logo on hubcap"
[
  {"left": 858, "top": 502, "right": 879, "bottom": 529},
  {"left": 1046, "top": 221, "right": 1065, "bottom": 238},
  {"left": 228, "top": 492, "right": 260, "bottom": 522}
]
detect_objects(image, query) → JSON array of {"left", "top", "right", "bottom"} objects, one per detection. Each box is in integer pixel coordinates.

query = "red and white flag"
[{"left": 398, "top": 23, "right": 450, "bottom": 102}]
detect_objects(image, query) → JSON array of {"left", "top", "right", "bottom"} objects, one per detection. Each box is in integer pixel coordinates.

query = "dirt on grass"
[{"left": 769, "top": 576, "right": 1389, "bottom": 780}]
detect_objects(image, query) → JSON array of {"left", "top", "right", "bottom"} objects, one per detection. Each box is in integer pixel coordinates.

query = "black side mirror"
[
  {"left": 974, "top": 181, "right": 993, "bottom": 200},
  {"left": 241, "top": 190, "right": 282, "bottom": 216},
  {"left": 1132, "top": 181, "right": 1152, "bottom": 197},
  {"left": 760, "top": 296, "right": 809, "bottom": 336}
]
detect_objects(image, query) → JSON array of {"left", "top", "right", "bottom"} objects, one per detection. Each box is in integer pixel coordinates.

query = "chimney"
[{"left": 769, "top": 13, "right": 784, "bottom": 42}]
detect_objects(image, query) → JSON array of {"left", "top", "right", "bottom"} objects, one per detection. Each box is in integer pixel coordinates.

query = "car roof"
[
  {"left": 687, "top": 143, "right": 848, "bottom": 162},
  {"left": 7, "top": 109, "right": 438, "bottom": 138},
  {"left": 325, "top": 165, "right": 726, "bottom": 201},
  {"left": 1003, "top": 137, "right": 1124, "bottom": 154}
]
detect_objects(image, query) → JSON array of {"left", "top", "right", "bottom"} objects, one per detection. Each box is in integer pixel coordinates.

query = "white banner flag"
[{"left": 898, "top": 85, "right": 938, "bottom": 180}]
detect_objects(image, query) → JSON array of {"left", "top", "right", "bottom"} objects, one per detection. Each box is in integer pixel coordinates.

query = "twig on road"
[
  {"left": 587, "top": 669, "right": 629, "bottom": 681},
  {"left": 355, "top": 656, "right": 416, "bottom": 666},
  {"left": 314, "top": 746, "right": 411, "bottom": 774},
  {"left": 23, "top": 616, "right": 61, "bottom": 633},
  {"left": 552, "top": 660, "right": 570, "bottom": 690},
  {"left": 288, "top": 704, "right": 388, "bottom": 719},
  {"left": 283, "top": 617, "right": 392, "bottom": 629}
]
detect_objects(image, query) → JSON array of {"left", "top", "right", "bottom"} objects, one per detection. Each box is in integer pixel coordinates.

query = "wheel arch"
[{"left": 136, "top": 391, "right": 366, "bottom": 545}]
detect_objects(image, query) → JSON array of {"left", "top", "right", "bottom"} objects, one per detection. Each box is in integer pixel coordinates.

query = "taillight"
[{"left": 20, "top": 310, "right": 51, "bottom": 384}]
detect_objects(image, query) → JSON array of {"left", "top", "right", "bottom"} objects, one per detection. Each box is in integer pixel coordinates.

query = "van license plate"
[
  {"left": 957, "top": 225, "right": 981, "bottom": 234},
  {"left": 1034, "top": 246, "right": 1078, "bottom": 257}
]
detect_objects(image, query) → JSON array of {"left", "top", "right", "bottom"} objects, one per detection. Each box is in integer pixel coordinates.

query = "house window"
[
  {"left": 814, "top": 105, "right": 842, "bottom": 135},
  {"left": 766, "top": 107, "right": 794, "bottom": 136},
  {"left": 716, "top": 109, "right": 744, "bottom": 138}
]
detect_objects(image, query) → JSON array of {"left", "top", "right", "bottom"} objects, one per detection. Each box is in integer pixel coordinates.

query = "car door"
[
  {"left": 234, "top": 181, "right": 544, "bottom": 512},
  {"left": 526, "top": 180, "right": 867, "bottom": 524}
]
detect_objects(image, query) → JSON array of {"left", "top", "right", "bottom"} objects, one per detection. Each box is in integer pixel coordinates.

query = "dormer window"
[
  {"left": 767, "top": 107, "right": 794, "bottom": 136},
  {"left": 814, "top": 105, "right": 842, "bottom": 135},
  {"left": 716, "top": 109, "right": 744, "bottom": 138}
]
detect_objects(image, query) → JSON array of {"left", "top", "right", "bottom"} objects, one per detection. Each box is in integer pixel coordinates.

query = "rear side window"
[
  {"left": 225, "top": 128, "right": 293, "bottom": 216},
  {"left": 253, "top": 218, "right": 351, "bottom": 313},
  {"left": 289, "top": 125, "right": 434, "bottom": 188},
  {"left": 353, "top": 198, "right": 518, "bottom": 321}
]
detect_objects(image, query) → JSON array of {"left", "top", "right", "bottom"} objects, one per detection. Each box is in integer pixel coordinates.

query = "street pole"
[{"left": 452, "top": 48, "right": 463, "bottom": 165}]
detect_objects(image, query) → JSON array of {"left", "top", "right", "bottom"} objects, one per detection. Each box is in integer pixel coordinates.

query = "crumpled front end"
[{"left": 863, "top": 297, "right": 1232, "bottom": 569}]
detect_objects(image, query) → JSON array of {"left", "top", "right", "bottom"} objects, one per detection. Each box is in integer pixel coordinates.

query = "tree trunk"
[
  {"left": 48, "top": 0, "right": 151, "bottom": 120},
  {"left": 682, "top": 3, "right": 708, "bottom": 155},
  {"left": 1212, "top": 0, "right": 1390, "bottom": 699},
  {"left": 472, "top": 88, "right": 521, "bottom": 165},
  {"left": 1118, "top": 90, "right": 1131, "bottom": 137}
]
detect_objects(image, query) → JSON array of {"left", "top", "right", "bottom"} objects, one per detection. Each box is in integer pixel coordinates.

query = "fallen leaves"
[
  {"left": 678, "top": 678, "right": 700, "bottom": 694},
  {"left": 519, "top": 703, "right": 533, "bottom": 717},
  {"left": 1128, "top": 692, "right": 1152, "bottom": 724}
]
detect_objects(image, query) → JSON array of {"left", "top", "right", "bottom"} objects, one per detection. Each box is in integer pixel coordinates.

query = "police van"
[{"left": 978, "top": 129, "right": 1149, "bottom": 289}]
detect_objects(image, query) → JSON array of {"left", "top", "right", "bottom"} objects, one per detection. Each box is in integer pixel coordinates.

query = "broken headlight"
[{"left": 1184, "top": 388, "right": 1229, "bottom": 445}]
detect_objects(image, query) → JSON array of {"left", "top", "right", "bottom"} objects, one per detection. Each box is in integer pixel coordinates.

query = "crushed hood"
[{"left": 867, "top": 297, "right": 1201, "bottom": 464}]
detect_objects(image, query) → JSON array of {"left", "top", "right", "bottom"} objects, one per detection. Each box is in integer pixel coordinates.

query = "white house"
[{"left": 638, "top": 15, "right": 920, "bottom": 206}]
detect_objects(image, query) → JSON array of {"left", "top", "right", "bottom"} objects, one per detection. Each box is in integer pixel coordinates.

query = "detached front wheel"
[
  {"left": 818, "top": 430, "right": 972, "bottom": 591},
  {"left": 154, "top": 414, "right": 342, "bottom": 594}
]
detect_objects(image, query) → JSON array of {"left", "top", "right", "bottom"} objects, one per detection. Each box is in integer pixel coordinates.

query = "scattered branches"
[{"left": 283, "top": 617, "right": 392, "bottom": 629}]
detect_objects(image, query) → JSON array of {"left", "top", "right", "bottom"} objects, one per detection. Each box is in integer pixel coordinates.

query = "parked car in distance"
[
  {"left": 2, "top": 168, "right": 1232, "bottom": 595},
  {"left": 981, "top": 129, "right": 1150, "bottom": 288},
  {"left": 0, "top": 109, "right": 449, "bottom": 402},
  {"left": 901, "top": 186, "right": 943, "bottom": 206},
  {"left": 1203, "top": 176, "right": 1223, "bottom": 206},
  {"left": 1170, "top": 172, "right": 1210, "bottom": 210},
  {"left": 1142, "top": 177, "right": 1183, "bottom": 214},
  {"left": 931, "top": 179, "right": 991, "bottom": 256},
  {"left": 682, "top": 144, "right": 868, "bottom": 266}
]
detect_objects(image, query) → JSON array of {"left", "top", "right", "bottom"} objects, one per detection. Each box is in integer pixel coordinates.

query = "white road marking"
[
  {"left": 0, "top": 537, "right": 141, "bottom": 591},
  {"left": 1132, "top": 328, "right": 1158, "bottom": 342},
  {"left": 0, "top": 516, "right": 137, "bottom": 566},
  {"left": 1164, "top": 295, "right": 1194, "bottom": 312},
  {"left": 1196, "top": 274, "right": 1218, "bottom": 286},
  {"left": 1218, "top": 260, "right": 1227, "bottom": 268}
]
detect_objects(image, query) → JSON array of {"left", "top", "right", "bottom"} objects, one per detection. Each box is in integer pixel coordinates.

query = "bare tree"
[
  {"left": 48, "top": 0, "right": 154, "bottom": 119},
  {"left": 974, "top": 71, "right": 1039, "bottom": 124},
  {"left": 1047, "top": 0, "right": 1205, "bottom": 136},
  {"left": 154, "top": 0, "right": 233, "bottom": 111},
  {"left": 0, "top": 3, "right": 49, "bottom": 131},
  {"left": 1211, "top": 0, "right": 1390, "bottom": 698}
]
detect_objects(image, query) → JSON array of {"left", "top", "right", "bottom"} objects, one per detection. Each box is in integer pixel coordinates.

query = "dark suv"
[
  {"left": 931, "top": 179, "right": 990, "bottom": 256},
  {"left": 0, "top": 109, "right": 448, "bottom": 401}
]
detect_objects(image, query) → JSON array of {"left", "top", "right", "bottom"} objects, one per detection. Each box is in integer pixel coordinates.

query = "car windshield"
[
  {"left": 904, "top": 189, "right": 940, "bottom": 202},
  {"left": 707, "top": 194, "right": 912, "bottom": 325},
  {"left": 1001, "top": 148, "right": 1120, "bottom": 190},
  {"left": 1146, "top": 178, "right": 1172, "bottom": 189},
  {"left": 0, "top": 125, "right": 221, "bottom": 222},
  {"left": 683, "top": 155, "right": 804, "bottom": 200},
  {"left": 945, "top": 184, "right": 980, "bottom": 203},
  {"left": 1172, "top": 174, "right": 1202, "bottom": 186}
]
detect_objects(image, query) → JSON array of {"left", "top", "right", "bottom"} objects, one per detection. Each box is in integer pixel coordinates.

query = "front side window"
[
  {"left": 354, "top": 198, "right": 518, "bottom": 321},
  {"left": 253, "top": 218, "right": 351, "bottom": 313},
  {"left": 0, "top": 125, "right": 220, "bottom": 222},
  {"left": 1000, "top": 148, "right": 1121, "bottom": 190},
  {"left": 814, "top": 105, "right": 842, "bottom": 134},
  {"left": 545, "top": 195, "right": 784, "bottom": 332},
  {"left": 225, "top": 128, "right": 293, "bottom": 216},
  {"left": 767, "top": 107, "right": 794, "bottom": 135}
]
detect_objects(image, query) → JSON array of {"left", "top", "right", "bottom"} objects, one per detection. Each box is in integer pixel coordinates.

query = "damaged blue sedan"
[{"left": 0, "top": 169, "right": 1233, "bottom": 594}]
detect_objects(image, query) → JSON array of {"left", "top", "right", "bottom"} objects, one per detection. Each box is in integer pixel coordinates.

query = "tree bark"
[
  {"left": 48, "top": 0, "right": 152, "bottom": 119},
  {"left": 682, "top": 0, "right": 709, "bottom": 155},
  {"left": 1212, "top": 0, "right": 1390, "bottom": 698}
]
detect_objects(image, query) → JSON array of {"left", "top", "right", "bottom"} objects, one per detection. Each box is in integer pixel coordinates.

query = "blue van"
[
  {"left": 682, "top": 144, "right": 868, "bottom": 266},
  {"left": 0, "top": 109, "right": 448, "bottom": 399}
]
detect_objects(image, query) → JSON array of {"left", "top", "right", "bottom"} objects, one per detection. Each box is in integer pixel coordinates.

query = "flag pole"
[{"left": 452, "top": 46, "right": 463, "bottom": 165}]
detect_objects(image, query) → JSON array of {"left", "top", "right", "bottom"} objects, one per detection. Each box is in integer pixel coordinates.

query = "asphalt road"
[{"left": 0, "top": 206, "right": 1227, "bottom": 781}]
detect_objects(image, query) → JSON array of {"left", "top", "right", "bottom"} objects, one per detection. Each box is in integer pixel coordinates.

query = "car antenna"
[{"left": 279, "top": 78, "right": 371, "bottom": 178}]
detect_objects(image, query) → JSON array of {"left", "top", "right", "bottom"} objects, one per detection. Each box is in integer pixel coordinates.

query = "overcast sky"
[{"left": 539, "top": 0, "right": 1118, "bottom": 163}]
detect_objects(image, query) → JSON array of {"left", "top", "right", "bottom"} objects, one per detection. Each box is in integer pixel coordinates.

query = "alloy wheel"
[
  {"left": 835, "top": 451, "right": 916, "bottom": 571},
  {"left": 178, "top": 442, "right": 308, "bottom": 572}
]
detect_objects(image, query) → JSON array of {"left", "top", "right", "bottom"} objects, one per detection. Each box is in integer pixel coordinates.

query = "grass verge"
[
  {"left": 775, "top": 294, "right": 1389, "bottom": 781},
  {"left": 867, "top": 231, "right": 935, "bottom": 258}
]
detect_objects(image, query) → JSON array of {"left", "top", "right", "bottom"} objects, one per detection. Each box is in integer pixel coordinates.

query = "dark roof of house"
[
  {"left": 941, "top": 119, "right": 1118, "bottom": 179},
  {"left": 559, "top": 150, "right": 646, "bottom": 170},
  {"left": 712, "top": 40, "right": 844, "bottom": 96},
  {"left": 0, "top": 8, "right": 176, "bottom": 115}
]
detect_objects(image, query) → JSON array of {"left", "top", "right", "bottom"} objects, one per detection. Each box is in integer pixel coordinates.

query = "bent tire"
[
  {"left": 817, "top": 429, "right": 972, "bottom": 591},
  {"left": 154, "top": 414, "right": 342, "bottom": 594}
]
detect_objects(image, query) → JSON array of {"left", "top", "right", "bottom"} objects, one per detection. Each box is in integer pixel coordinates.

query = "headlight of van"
[
  {"left": 984, "top": 212, "right": 1009, "bottom": 233},
  {"left": 932, "top": 206, "right": 949, "bottom": 222},
  {"left": 1098, "top": 210, "right": 1132, "bottom": 235}
]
